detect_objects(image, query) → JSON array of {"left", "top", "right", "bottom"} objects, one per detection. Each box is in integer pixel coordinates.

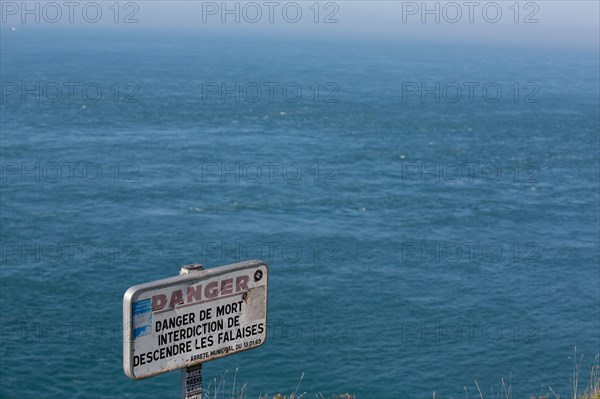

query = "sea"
[{"left": 1, "top": 27, "right": 599, "bottom": 399}]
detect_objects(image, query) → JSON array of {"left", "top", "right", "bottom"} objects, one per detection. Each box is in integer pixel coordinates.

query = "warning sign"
[{"left": 123, "top": 260, "right": 268, "bottom": 379}]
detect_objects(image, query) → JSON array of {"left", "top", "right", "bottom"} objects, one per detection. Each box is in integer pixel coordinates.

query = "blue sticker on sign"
[{"left": 133, "top": 298, "right": 152, "bottom": 339}]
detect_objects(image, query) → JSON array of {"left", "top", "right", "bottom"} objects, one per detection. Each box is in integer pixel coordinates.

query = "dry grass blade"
[{"left": 475, "top": 379, "right": 484, "bottom": 399}]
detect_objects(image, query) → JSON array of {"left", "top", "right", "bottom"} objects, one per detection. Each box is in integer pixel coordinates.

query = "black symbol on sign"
[{"left": 254, "top": 270, "right": 263, "bottom": 282}]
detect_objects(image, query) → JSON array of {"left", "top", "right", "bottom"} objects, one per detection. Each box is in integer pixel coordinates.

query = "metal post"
[
  {"left": 179, "top": 264, "right": 205, "bottom": 399},
  {"left": 181, "top": 363, "right": 202, "bottom": 399}
]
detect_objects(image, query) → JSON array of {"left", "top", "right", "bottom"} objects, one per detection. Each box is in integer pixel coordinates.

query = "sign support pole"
[{"left": 179, "top": 264, "right": 205, "bottom": 399}]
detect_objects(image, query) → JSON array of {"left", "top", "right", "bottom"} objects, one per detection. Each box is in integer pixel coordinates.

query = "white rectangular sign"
[{"left": 123, "top": 260, "right": 268, "bottom": 379}]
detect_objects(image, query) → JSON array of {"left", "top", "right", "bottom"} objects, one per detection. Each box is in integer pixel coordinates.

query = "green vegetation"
[{"left": 203, "top": 351, "right": 598, "bottom": 399}]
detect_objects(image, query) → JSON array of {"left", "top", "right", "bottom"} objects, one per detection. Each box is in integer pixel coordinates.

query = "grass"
[
  {"left": 202, "top": 369, "right": 356, "bottom": 399},
  {"left": 458, "top": 350, "right": 599, "bottom": 399},
  {"left": 203, "top": 369, "right": 356, "bottom": 399},
  {"left": 201, "top": 350, "right": 599, "bottom": 399}
]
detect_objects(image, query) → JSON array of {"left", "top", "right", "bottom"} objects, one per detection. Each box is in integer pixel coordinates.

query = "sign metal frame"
[{"left": 123, "top": 259, "right": 268, "bottom": 380}]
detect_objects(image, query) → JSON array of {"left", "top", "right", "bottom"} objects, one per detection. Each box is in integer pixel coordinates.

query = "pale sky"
[{"left": 2, "top": 1, "right": 599, "bottom": 49}]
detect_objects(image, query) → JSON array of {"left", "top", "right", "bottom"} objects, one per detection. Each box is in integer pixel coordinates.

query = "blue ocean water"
[{"left": 1, "top": 28, "right": 599, "bottom": 398}]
